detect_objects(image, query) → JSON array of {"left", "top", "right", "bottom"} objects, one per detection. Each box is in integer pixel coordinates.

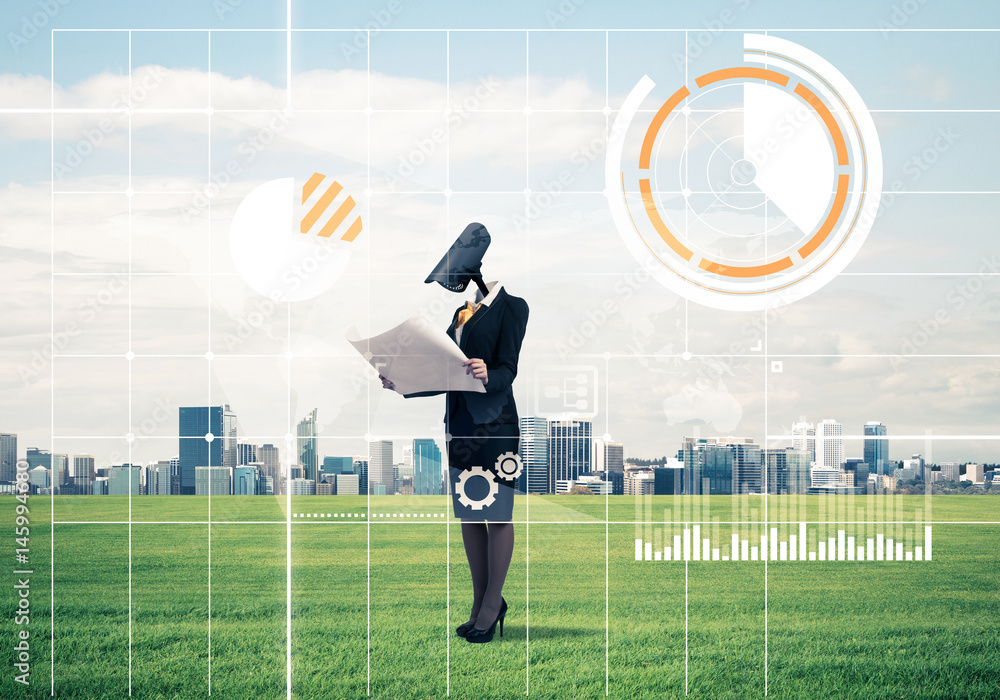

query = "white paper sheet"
[{"left": 346, "top": 314, "right": 487, "bottom": 395}]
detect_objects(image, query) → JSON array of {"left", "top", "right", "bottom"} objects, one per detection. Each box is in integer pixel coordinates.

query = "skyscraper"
[
  {"left": 518, "top": 416, "right": 548, "bottom": 494},
  {"left": 791, "top": 421, "right": 816, "bottom": 462},
  {"left": 53, "top": 453, "right": 69, "bottom": 488},
  {"left": 238, "top": 442, "right": 258, "bottom": 466},
  {"left": 548, "top": 418, "right": 592, "bottom": 494},
  {"left": 178, "top": 404, "right": 238, "bottom": 495},
  {"left": 412, "top": 439, "right": 442, "bottom": 495},
  {"left": 259, "top": 444, "right": 280, "bottom": 481},
  {"left": 233, "top": 466, "right": 258, "bottom": 495},
  {"left": 297, "top": 408, "right": 318, "bottom": 483},
  {"left": 107, "top": 465, "right": 141, "bottom": 495},
  {"left": 73, "top": 455, "right": 95, "bottom": 495},
  {"left": 863, "top": 421, "right": 888, "bottom": 476},
  {"left": 196, "top": 466, "right": 232, "bottom": 495},
  {"left": 680, "top": 437, "right": 735, "bottom": 495},
  {"left": 816, "top": 419, "right": 843, "bottom": 469},
  {"left": 353, "top": 459, "right": 369, "bottom": 495},
  {"left": 368, "top": 441, "right": 394, "bottom": 495},
  {"left": 146, "top": 461, "right": 172, "bottom": 495},
  {"left": 767, "top": 448, "right": 812, "bottom": 494},
  {"left": 0, "top": 433, "right": 16, "bottom": 483},
  {"left": 603, "top": 442, "right": 624, "bottom": 474},
  {"left": 322, "top": 456, "right": 353, "bottom": 476},
  {"left": 716, "top": 437, "right": 762, "bottom": 494},
  {"left": 26, "top": 447, "right": 51, "bottom": 471}
]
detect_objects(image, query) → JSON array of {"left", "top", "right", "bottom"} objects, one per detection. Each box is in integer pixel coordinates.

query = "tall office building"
[
  {"left": 322, "top": 456, "right": 353, "bottom": 476},
  {"left": 196, "top": 466, "right": 232, "bottom": 495},
  {"left": 412, "top": 439, "right": 442, "bottom": 495},
  {"left": 238, "top": 442, "right": 258, "bottom": 466},
  {"left": 146, "top": 461, "right": 172, "bottom": 495},
  {"left": 652, "top": 465, "right": 684, "bottom": 495},
  {"left": 766, "top": 448, "right": 812, "bottom": 494},
  {"left": 519, "top": 416, "right": 549, "bottom": 494},
  {"left": 259, "top": 444, "right": 280, "bottom": 481},
  {"left": 368, "top": 441, "right": 394, "bottom": 495},
  {"left": 548, "top": 418, "right": 592, "bottom": 494},
  {"left": 53, "top": 453, "right": 69, "bottom": 488},
  {"left": 73, "top": 454, "right": 96, "bottom": 495},
  {"left": 680, "top": 437, "right": 735, "bottom": 495},
  {"left": 107, "top": 465, "right": 141, "bottom": 495},
  {"left": 791, "top": 422, "right": 816, "bottom": 462},
  {"left": 28, "top": 466, "right": 50, "bottom": 491},
  {"left": 863, "top": 421, "right": 888, "bottom": 476},
  {"left": 716, "top": 437, "right": 762, "bottom": 494},
  {"left": 26, "top": 447, "right": 51, "bottom": 471},
  {"left": 843, "top": 458, "right": 870, "bottom": 490},
  {"left": 939, "top": 462, "right": 960, "bottom": 482},
  {"left": 297, "top": 408, "right": 319, "bottom": 483},
  {"left": 178, "top": 405, "right": 237, "bottom": 495},
  {"left": 903, "top": 454, "right": 926, "bottom": 481},
  {"left": 816, "top": 419, "right": 843, "bottom": 469},
  {"left": 594, "top": 440, "right": 625, "bottom": 474},
  {"left": 336, "top": 472, "right": 359, "bottom": 495},
  {"left": 233, "top": 466, "right": 258, "bottom": 495},
  {"left": 353, "top": 459, "right": 369, "bottom": 495},
  {"left": 0, "top": 433, "right": 16, "bottom": 483}
]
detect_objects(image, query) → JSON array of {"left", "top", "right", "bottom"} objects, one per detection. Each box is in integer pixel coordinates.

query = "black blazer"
[{"left": 405, "top": 285, "right": 529, "bottom": 426}]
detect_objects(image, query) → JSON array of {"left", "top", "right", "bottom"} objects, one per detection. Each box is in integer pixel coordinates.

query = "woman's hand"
[
  {"left": 463, "top": 358, "right": 488, "bottom": 386},
  {"left": 378, "top": 374, "right": 395, "bottom": 391}
]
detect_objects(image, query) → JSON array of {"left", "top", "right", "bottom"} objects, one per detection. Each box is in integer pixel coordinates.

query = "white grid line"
[
  {"left": 39, "top": 23, "right": 999, "bottom": 699},
  {"left": 47, "top": 28, "right": 1000, "bottom": 32},
  {"left": 49, "top": 26, "right": 55, "bottom": 695},
  {"left": 47, "top": 519, "right": 1000, "bottom": 525}
]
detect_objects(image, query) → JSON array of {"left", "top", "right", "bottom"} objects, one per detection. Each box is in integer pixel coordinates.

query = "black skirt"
[{"left": 446, "top": 395, "right": 518, "bottom": 521}]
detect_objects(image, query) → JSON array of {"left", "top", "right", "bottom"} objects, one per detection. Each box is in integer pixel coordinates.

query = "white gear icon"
[
  {"left": 456, "top": 466, "right": 499, "bottom": 510},
  {"left": 495, "top": 451, "right": 523, "bottom": 481}
]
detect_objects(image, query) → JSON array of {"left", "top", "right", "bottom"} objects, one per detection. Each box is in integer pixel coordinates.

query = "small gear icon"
[
  {"left": 456, "top": 466, "right": 499, "bottom": 510},
  {"left": 495, "top": 452, "right": 523, "bottom": 481}
]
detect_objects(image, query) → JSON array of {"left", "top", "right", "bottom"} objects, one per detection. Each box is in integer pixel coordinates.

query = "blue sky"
[{"left": 2, "top": 0, "right": 1000, "bottom": 467}]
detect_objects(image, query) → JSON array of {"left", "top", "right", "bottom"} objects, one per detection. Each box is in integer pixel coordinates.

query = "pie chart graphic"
[
  {"left": 230, "top": 173, "right": 362, "bottom": 303},
  {"left": 606, "top": 34, "right": 883, "bottom": 310}
]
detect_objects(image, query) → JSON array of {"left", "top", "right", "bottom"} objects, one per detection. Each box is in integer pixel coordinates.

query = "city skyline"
[
  {"left": 3, "top": 22, "right": 999, "bottom": 470},
  {"left": 7, "top": 403, "right": 994, "bottom": 498}
]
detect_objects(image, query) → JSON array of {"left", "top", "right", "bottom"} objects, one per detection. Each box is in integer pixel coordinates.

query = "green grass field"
[{"left": 2, "top": 494, "right": 998, "bottom": 699}]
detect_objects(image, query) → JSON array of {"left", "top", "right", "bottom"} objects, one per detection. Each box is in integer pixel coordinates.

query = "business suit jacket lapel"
[
  {"left": 458, "top": 287, "right": 505, "bottom": 353},
  {"left": 446, "top": 308, "right": 460, "bottom": 343}
]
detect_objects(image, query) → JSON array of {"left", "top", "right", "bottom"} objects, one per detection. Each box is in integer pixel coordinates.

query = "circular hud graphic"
[{"left": 606, "top": 34, "right": 883, "bottom": 310}]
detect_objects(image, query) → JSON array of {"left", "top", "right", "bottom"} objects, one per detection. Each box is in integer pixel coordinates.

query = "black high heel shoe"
[
  {"left": 465, "top": 597, "right": 507, "bottom": 644},
  {"left": 456, "top": 596, "right": 505, "bottom": 638}
]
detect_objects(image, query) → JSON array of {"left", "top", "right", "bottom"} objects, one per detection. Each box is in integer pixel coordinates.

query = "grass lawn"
[{"left": 2, "top": 494, "right": 998, "bottom": 699}]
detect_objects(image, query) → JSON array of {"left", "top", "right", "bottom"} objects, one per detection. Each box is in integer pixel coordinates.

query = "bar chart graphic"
[
  {"left": 631, "top": 491, "right": 935, "bottom": 564},
  {"left": 634, "top": 523, "right": 932, "bottom": 562}
]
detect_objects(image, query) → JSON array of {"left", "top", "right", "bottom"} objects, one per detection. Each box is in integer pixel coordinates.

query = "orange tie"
[{"left": 456, "top": 301, "right": 481, "bottom": 328}]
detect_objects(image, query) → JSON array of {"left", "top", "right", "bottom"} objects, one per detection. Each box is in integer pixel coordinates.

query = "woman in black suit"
[{"left": 381, "top": 223, "right": 528, "bottom": 644}]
